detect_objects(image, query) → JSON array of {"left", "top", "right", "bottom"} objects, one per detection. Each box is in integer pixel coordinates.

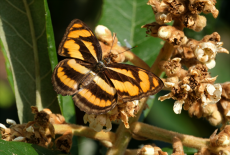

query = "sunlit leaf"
[{"left": 0, "top": 0, "right": 60, "bottom": 123}]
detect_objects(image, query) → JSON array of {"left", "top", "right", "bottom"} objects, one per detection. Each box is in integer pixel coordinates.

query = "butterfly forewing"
[
  {"left": 104, "top": 63, "right": 164, "bottom": 102},
  {"left": 58, "top": 19, "right": 102, "bottom": 64}
]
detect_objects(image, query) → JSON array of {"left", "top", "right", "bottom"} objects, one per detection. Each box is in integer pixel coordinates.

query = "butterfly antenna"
[
  {"left": 109, "top": 33, "right": 117, "bottom": 55},
  {"left": 118, "top": 45, "right": 138, "bottom": 55}
]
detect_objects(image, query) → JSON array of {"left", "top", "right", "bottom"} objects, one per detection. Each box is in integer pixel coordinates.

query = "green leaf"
[
  {"left": 43, "top": 0, "right": 76, "bottom": 124},
  {"left": 98, "top": 0, "right": 163, "bottom": 66},
  {"left": 0, "top": 40, "right": 14, "bottom": 91},
  {"left": 0, "top": 0, "right": 60, "bottom": 123},
  {"left": 0, "top": 139, "right": 64, "bottom": 155}
]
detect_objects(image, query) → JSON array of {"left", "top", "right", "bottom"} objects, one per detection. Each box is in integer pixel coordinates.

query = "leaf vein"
[
  {"left": 130, "top": 0, "right": 137, "bottom": 46},
  {"left": 45, "top": 97, "right": 57, "bottom": 109},
  {"left": 135, "top": 15, "right": 153, "bottom": 26},
  {"left": 36, "top": 25, "right": 45, "bottom": 40},
  {"left": 135, "top": 36, "right": 149, "bottom": 45},
  {"left": 28, "top": 0, "right": 34, "bottom": 6},
  {"left": 2, "top": 18, "right": 33, "bottom": 48},
  {"left": 13, "top": 55, "right": 35, "bottom": 81},
  {"left": 41, "top": 69, "right": 51, "bottom": 80},
  {"left": 110, "top": 4, "right": 131, "bottom": 20},
  {"left": 5, "top": 0, "right": 26, "bottom": 14},
  {"left": 20, "top": 90, "right": 32, "bottom": 106}
]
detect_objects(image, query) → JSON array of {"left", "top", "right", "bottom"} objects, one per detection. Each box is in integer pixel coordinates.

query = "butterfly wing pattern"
[{"left": 52, "top": 19, "right": 164, "bottom": 114}]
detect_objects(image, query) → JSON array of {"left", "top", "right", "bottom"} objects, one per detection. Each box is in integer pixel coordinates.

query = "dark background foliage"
[{"left": 0, "top": 0, "right": 230, "bottom": 154}]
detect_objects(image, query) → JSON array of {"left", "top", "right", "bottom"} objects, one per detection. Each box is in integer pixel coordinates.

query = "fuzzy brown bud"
[
  {"left": 158, "top": 26, "right": 188, "bottom": 46},
  {"left": 55, "top": 130, "right": 73, "bottom": 153},
  {"left": 182, "top": 13, "right": 206, "bottom": 32}
]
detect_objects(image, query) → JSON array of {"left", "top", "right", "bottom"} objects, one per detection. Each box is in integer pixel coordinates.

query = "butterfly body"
[{"left": 52, "top": 19, "right": 163, "bottom": 114}]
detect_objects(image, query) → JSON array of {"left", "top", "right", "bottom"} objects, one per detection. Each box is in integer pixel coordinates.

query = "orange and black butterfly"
[{"left": 52, "top": 19, "right": 163, "bottom": 114}]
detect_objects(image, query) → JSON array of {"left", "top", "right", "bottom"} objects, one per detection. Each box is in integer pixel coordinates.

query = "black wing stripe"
[
  {"left": 58, "top": 19, "right": 102, "bottom": 63},
  {"left": 73, "top": 73, "right": 117, "bottom": 114},
  {"left": 52, "top": 59, "right": 93, "bottom": 96},
  {"left": 105, "top": 63, "right": 164, "bottom": 102}
]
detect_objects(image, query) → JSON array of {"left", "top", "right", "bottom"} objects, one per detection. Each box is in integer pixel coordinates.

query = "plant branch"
[
  {"left": 54, "top": 124, "right": 116, "bottom": 144},
  {"left": 130, "top": 122, "right": 210, "bottom": 150}
]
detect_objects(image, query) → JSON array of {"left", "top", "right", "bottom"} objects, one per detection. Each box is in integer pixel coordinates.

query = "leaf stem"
[{"left": 23, "top": 0, "right": 42, "bottom": 110}]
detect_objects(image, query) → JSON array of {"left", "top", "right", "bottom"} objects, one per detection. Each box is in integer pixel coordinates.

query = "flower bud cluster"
[
  {"left": 174, "top": 32, "right": 229, "bottom": 69},
  {"left": 0, "top": 107, "right": 70, "bottom": 152},
  {"left": 142, "top": 24, "right": 229, "bottom": 69},
  {"left": 84, "top": 100, "right": 140, "bottom": 132},
  {"left": 158, "top": 58, "right": 225, "bottom": 126},
  {"left": 147, "top": 0, "right": 218, "bottom": 31}
]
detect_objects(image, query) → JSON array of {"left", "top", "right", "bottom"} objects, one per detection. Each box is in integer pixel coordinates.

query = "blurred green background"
[{"left": 0, "top": 0, "right": 229, "bottom": 154}]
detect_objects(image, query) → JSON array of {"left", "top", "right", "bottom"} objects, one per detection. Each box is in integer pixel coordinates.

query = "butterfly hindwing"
[
  {"left": 58, "top": 19, "right": 102, "bottom": 64},
  {"left": 104, "top": 63, "right": 164, "bottom": 102},
  {"left": 72, "top": 72, "right": 117, "bottom": 114},
  {"left": 52, "top": 58, "right": 94, "bottom": 96}
]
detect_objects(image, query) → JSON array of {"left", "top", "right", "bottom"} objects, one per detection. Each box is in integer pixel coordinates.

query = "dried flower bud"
[
  {"left": 182, "top": 13, "right": 207, "bottom": 32},
  {"left": 201, "top": 84, "right": 222, "bottom": 105},
  {"left": 158, "top": 26, "right": 188, "bottom": 46},
  {"left": 189, "top": 0, "right": 219, "bottom": 18},
  {"left": 12, "top": 136, "right": 26, "bottom": 142},
  {"left": 95, "top": 25, "right": 113, "bottom": 45},
  {"left": 142, "top": 22, "right": 167, "bottom": 38},
  {"left": 155, "top": 12, "right": 173, "bottom": 25},
  {"left": 173, "top": 100, "right": 184, "bottom": 114},
  {"left": 55, "top": 131, "right": 73, "bottom": 153},
  {"left": 26, "top": 126, "right": 34, "bottom": 133},
  {"left": 221, "top": 82, "right": 230, "bottom": 99},
  {"left": 202, "top": 32, "right": 220, "bottom": 42},
  {"left": 162, "top": 58, "right": 182, "bottom": 77},
  {"left": 6, "top": 119, "right": 16, "bottom": 126},
  {"left": 0, "top": 123, "right": 7, "bottom": 129},
  {"left": 83, "top": 114, "right": 112, "bottom": 132},
  {"left": 137, "top": 145, "right": 155, "bottom": 155},
  {"left": 210, "top": 126, "right": 230, "bottom": 147},
  {"left": 137, "top": 144, "right": 168, "bottom": 155}
]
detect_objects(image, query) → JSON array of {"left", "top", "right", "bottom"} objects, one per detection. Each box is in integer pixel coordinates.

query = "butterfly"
[{"left": 52, "top": 19, "right": 164, "bottom": 114}]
